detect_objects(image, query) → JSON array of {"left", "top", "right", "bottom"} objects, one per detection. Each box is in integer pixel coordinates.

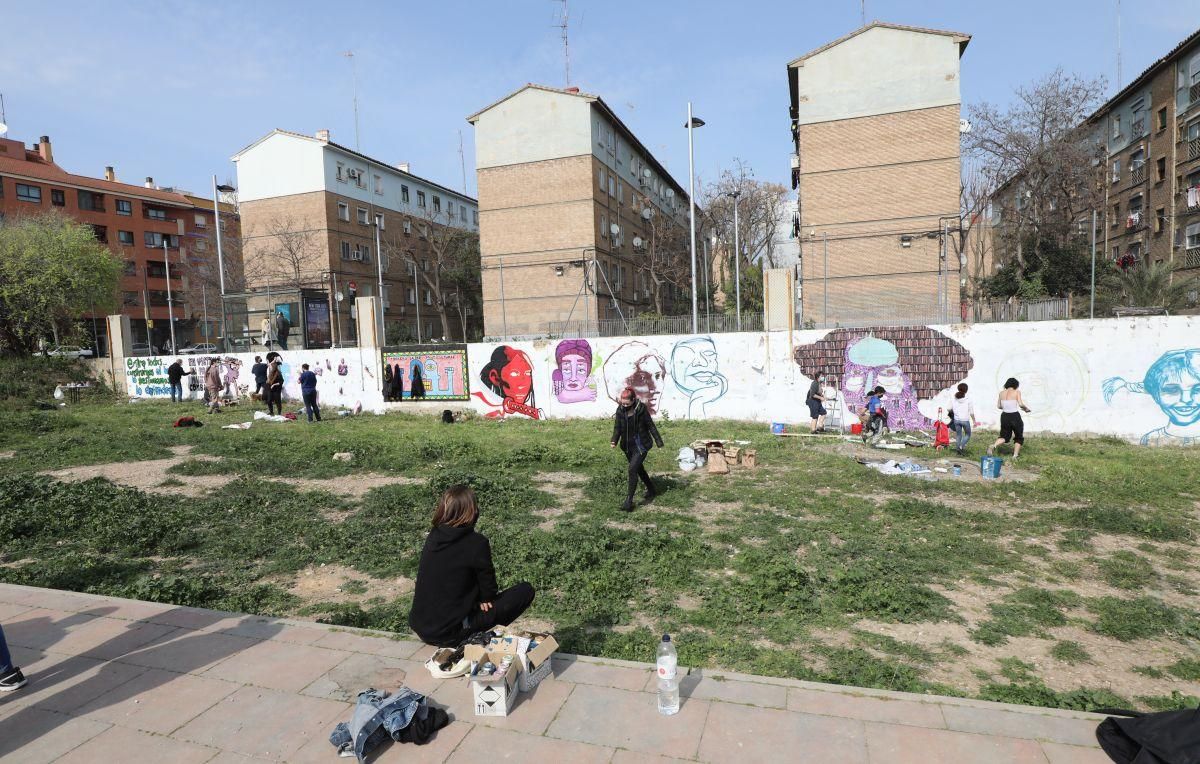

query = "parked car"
[
  {"left": 179, "top": 343, "right": 218, "bottom": 355},
  {"left": 46, "top": 346, "right": 94, "bottom": 358},
  {"left": 130, "top": 342, "right": 159, "bottom": 356}
]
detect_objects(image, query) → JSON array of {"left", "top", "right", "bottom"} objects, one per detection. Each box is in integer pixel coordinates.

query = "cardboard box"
[
  {"left": 480, "top": 629, "right": 560, "bottom": 692},
  {"left": 743, "top": 449, "right": 757, "bottom": 468},
  {"left": 465, "top": 649, "right": 520, "bottom": 717},
  {"left": 725, "top": 446, "right": 742, "bottom": 463},
  {"left": 707, "top": 447, "right": 729, "bottom": 474}
]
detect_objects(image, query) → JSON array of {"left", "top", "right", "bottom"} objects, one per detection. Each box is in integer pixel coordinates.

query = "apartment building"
[
  {"left": 788, "top": 22, "right": 970, "bottom": 327},
  {"left": 0, "top": 134, "right": 235, "bottom": 352},
  {"left": 468, "top": 84, "right": 692, "bottom": 338},
  {"left": 232, "top": 129, "right": 479, "bottom": 345}
]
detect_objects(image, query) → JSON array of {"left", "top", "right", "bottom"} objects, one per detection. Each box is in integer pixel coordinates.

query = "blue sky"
[{"left": 1, "top": 1, "right": 1194, "bottom": 199}]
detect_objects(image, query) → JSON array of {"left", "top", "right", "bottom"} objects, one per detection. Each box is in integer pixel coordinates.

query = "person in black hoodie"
[
  {"left": 610, "top": 386, "right": 665, "bottom": 512},
  {"left": 408, "top": 485, "right": 535, "bottom": 646}
]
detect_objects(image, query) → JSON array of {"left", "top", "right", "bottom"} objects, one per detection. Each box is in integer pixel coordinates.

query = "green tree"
[
  {"left": 1099, "top": 262, "right": 1197, "bottom": 314},
  {"left": 0, "top": 213, "right": 123, "bottom": 355}
]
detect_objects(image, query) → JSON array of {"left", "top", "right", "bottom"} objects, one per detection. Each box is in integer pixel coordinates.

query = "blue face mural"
[{"left": 1103, "top": 348, "right": 1200, "bottom": 446}]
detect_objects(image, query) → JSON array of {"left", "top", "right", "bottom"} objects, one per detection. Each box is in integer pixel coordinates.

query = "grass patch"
[
  {"left": 1049, "top": 641, "right": 1091, "bottom": 665},
  {"left": 1089, "top": 596, "right": 1182, "bottom": 642},
  {"left": 972, "top": 588, "right": 1080, "bottom": 646},
  {"left": 1098, "top": 551, "right": 1155, "bottom": 590}
]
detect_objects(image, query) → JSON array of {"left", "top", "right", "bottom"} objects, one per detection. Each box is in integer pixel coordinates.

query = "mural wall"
[
  {"left": 382, "top": 349, "right": 469, "bottom": 401},
  {"left": 462, "top": 316, "right": 1200, "bottom": 444}
]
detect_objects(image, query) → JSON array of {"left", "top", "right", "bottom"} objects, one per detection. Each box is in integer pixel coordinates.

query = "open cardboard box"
[
  {"left": 472, "top": 628, "right": 560, "bottom": 692},
  {"left": 465, "top": 649, "right": 520, "bottom": 717}
]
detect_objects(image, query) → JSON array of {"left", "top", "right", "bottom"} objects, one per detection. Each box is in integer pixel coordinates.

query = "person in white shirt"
[
  {"left": 949, "top": 383, "right": 977, "bottom": 456},
  {"left": 988, "top": 378, "right": 1032, "bottom": 461}
]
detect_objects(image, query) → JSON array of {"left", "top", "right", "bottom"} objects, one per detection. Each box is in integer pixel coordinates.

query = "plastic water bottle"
[{"left": 656, "top": 634, "right": 679, "bottom": 715}]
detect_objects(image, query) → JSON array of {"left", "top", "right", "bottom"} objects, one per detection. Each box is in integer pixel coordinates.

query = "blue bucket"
[
  {"left": 771, "top": 422, "right": 785, "bottom": 434},
  {"left": 980, "top": 456, "right": 1002, "bottom": 479}
]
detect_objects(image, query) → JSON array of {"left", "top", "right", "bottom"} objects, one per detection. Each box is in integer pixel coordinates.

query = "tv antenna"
[
  {"left": 860, "top": 1, "right": 866, "bottom": 26},
  {"left": 343, "top": 51, "right": 361, "bottom": 150},
  {"left": 1115, "top": 0, "right": 1122, "bottom": 89},
  {"left": 555, "top": 0, "right": 570, "bottom": 87},
  {"left": 458, "top": 130, "right": 467, "bottom": 193},
  {"left": 0, "top": 93, "right": 7, "bottom": 136}
]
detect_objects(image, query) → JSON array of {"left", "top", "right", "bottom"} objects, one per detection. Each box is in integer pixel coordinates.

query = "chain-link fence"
[{"left": 546, "top": 312, "right": 763, "bottom": 339}]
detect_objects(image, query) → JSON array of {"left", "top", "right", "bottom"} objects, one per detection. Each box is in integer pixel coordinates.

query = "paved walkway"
[{"left": 0, "top": 584, "right": 1109, "bottom": 763}]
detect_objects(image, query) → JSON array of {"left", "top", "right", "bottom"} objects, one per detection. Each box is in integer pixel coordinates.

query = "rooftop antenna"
[
  {"left": 860, "top": 0, "right": 866, "bottom": 26},
  {"left": 343, "top": 51, "right": 361, "bottom": 150},
  {"left": 458, "top": 130, "right": 467, "bottom": 193},
  {"left": 1115, "top": 0, "right": 1122, "bottom": 91},
  {"left": 0, "top": 93, "right": 7, "bottom": 136},
  {"left": 556, "top": 0, "right": 570, "bottom": 87}
]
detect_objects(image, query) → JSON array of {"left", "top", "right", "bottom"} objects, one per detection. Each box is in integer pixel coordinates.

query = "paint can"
[
  {"left": 980, "top": 456, "right": 1002, "bottom": 479},
  {"left": 850, "top": 423, "right": 863, "bottom": 435},
  {"left": 771, "top": 422, "right": 785, "bottom": 434},
  {"left": 953, "top": 465, "right": 961, "bottom": 477}
]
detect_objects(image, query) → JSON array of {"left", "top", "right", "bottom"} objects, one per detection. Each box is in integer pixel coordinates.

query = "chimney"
[
  {"left": 144, "top": 176, "right": 154, "bottom": 188},
  {"left": 37, "top": 135, "right": 53, "bottom": 164},
  {"left": 315, "top": 129, "right": 331, "bottom": 142},
  {"left": 104, "top": 166, "right": 116, "bottom": 182},
  {"left": 397, "top": 162, "right": 410, "bottom": 173},
  {"left": 565, "top": 86, "right": 580, "bottom": 93}
]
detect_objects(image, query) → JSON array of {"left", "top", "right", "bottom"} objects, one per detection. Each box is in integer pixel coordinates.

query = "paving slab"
[
  {"left": 1041, "top": 740, "right": 1111, "bottom": 763},
  {"left": 52, "top": 725, "right": 219, "bottom": 764},
  {"left": 786, "top": 686, "right": 947, "bottom": 729},
  {"left": 678, "top": 671, "right": 789, "bottom": 709},
  {"left": 74, "top": 668, "right": 241, "bottom": 734},
  {"left": 551, "top": 654, "right": 652, "bottom": 691},
  {"left": 449, "top": 725, "right": 615, "bottom": 763},
  {"left": 200, "top": 639, "right": 352, "bottom": 693},
  {"left": 865, "top": 720, "right": 1048, "bottom": 763},
  {"left": 698, "top": 700, "right": 869, "bottom": 764},
  {"left": 941, "top": 703, "right": 1101, "bottom": 746},
  {"left": 547, "top": 683, "right": 711, "bottom": 759},
  {"left": 0, "top": 705, "right": 111, "bottom": 764}
]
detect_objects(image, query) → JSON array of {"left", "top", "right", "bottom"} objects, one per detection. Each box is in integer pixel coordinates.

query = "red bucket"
[{"left": 850, "top": 423, "right": 863, "bottom": 435}]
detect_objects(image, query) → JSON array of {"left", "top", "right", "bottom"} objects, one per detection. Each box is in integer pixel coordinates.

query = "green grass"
[{"left": 0, "top": 398, "right": 1198, "bottom": 713}]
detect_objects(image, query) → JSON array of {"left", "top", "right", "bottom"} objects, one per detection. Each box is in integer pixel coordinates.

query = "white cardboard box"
[{"left": 465, "top": 649, "right": 519, "bottom": 717}]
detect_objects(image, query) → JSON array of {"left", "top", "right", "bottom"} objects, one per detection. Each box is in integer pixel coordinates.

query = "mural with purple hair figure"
[
  {"left": 552, "top": 339, "right": 598, "bottom": 404},
  {"left": 795, "top": 327, "right": 974, "bottom": 431}
]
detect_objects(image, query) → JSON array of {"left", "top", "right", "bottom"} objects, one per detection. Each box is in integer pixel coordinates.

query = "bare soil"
[
  {"left": 530, "top": 471, "right": 586, "bottom": 531},
  {"left": 284, "top": 564, "right": 412, "bottom": 607}
]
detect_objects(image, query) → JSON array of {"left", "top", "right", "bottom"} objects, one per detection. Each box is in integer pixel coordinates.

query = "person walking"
[
  {"left": 266, "top": 352, "right": 284, "bottom": 416},
  {"left": 408, "top": 485, "right": 535, "bottom": 647},
  {"left": 203, "top": 359, "right": 223, "bottom": 414},
  {"left": 610, "top": 386, "right": 664, "bottom": 512},
  {"left": 299, "top": 363, "right": 321, "bottom": 422},
  {"left": 949, "top": 383, "right": 978, "bottom": 456},
  {"left": 250, "top": 356, "right": 268, "bottom": 399},
  {"left": 167, "top": 359, "right": 192, "bottom": 403},
  {"left": 260, "top": 316, "right": 273, "bottom": 350},
  {"left": 806, "top": 373, "right": 828, "bottom": 433},
  {"left": 989, "top": 378, "right": 1032, "bottom": 461},
  {"left": 273, "top": 310, "right": 290, "bottom": 351},
  {"left": 0, "top": 623, "right": 27, "bottom": 691}
]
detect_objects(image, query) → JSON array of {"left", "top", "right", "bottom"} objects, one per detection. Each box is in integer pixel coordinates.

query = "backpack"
[{"left": 1096, "top": 708, "right": 1200, "bottom": 763}]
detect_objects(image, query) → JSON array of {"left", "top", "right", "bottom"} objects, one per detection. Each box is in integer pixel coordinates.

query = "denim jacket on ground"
[{"left": 329, "top": 687, "right": 428, "bottom": 762}]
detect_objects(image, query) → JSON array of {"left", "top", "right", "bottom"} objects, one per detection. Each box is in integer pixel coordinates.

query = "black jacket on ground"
[
  {"left": 408, "top": 525, "right": 499, "bottom": 645},
  {"left": 167, "top": 362, "right": 190, "bottom": 385},
  {"left": 611, "top": 401, "right": 664, "bottom": 452}
]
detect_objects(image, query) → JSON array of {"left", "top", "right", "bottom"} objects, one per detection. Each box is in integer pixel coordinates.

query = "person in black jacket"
[
  {"left": 250, "top": 356, "right": 268, "bottom": 398},
  {"left": 167, "top": 359, "right": 193, "bottom": 403},
  {"left": 408, "top": 485, "right": 535, "bottom": 646},
  {"left": 610, "top": 386, "right": 665, "bottom": 512}
]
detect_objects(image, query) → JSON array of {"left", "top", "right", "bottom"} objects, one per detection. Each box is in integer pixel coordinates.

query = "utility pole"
[
  {"left": 163, "top": 239, "right": 177, "bottom": 353},
  {"left": 556, "top": 0, "right": 570, "bottom": 87},
  {"left": 822, "top": 232, "right": 829, "bottom": 328},
  {"left": 1090, "top": 209, "right": 1098, "bottom": 319},
  {"left": 728, "top": 190, "right": 742, "bottom": 330},
  {"left": 344, "top": 51, "right": 361, "bottom": 151}
]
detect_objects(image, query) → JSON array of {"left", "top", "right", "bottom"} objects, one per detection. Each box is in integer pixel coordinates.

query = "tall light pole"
[
  {"left": 211, "top": 177, "right": 236, "bottom": 350},
  {"left": 373, "top": 216, "right": 385, "bottom": 313},
  {"left": 685, "top": 104, "right": 705, "bottom": 334},
  {"left": 727, "top": 190, "right": 742, "bottom": 330},
  {"left": 163, "top": 239, "right": 177, "bottom": 353}
]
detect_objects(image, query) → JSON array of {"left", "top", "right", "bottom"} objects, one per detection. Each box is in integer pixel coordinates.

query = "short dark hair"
[
  {"left": 432, "top": 485, "right": 479, "bottom": 528},
  {"left": 301, "top": 363, "right": 310, "bottom": 370},
  {"left": 255, "top": 356, "right": 262, "bottom": 362},
  {"left": 955, "top": 383, "right": 968, "bottom": 399},
  {"left": 1004, "top": 378, "right": 1020, "bottom": 389}
]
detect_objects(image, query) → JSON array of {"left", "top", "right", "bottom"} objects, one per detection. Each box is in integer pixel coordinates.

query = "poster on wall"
[
  {"left": 304, "top": 298, "right": 332, "bottom": 349},
  {"left": 382, "top": 348, "right": 469, "bottom": 400},
  {"left": 125, "top": 357, "right": 172, "bottom": 397}
]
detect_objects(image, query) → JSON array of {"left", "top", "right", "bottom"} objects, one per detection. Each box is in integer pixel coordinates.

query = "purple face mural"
[{"left": 552, "top": 339, "right": 597, "bottom": 404}]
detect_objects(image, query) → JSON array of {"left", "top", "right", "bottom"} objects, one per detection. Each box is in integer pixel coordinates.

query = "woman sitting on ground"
[{"left": 408, "top": 485, "right": 535, "bottom": 647}]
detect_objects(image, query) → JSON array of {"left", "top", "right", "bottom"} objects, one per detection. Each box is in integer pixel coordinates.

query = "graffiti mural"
[
  {"left": 795, "top": 327, "right": 974, "bottom": 431},
  {"left": 994, "top": 343, "right": 1089, "bottom": 430},
  {"left": 602, "top": 341, "right": 667, "bottom": 414},
  {"left": 382, "top": 349, "right": 469, "bottom": 400},
  {"left": 125, "top": 357, "right": 173, "bottom": 397},
  {"left": 670, "top": 337, "right": 727, "bottom": 418},
  {"left": 552, "top": 339, "right": 597, "bottom": 404},
  {"left": 1103, "top": 348, "right": 1200, "bottom": 446},
  {"left": 474, "top": 345, "right": 543, "bottom": 419}
]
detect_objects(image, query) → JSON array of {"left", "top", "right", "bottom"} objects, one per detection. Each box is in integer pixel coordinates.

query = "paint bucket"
[
  {"left": 771, "top": 422, "right": 785, "bottom": 434},
  {"left": 980, "top": 456, "right": 1002, "bottom": 479},
  {"left": 850, "top": 423, "right": 863, "bottom": 435}
]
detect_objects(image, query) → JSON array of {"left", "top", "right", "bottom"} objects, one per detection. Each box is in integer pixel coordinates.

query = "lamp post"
[
  {"left": 727, "top": 190, "right": 742, "bottom": 330},
  {"left": 163, "top": 239, "right": 176, "bottom": 353},
  {"left": 373, "top": 216, "right": 385, "bottom": 319},
  {"left": 211, "top": 177, "right": 236, "bottom": 350},
  {"left": 685, "top": 104, "right": 705, "bottom": 334}
]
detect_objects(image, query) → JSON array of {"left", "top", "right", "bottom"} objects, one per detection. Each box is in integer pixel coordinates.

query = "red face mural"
[{"left": 474, "top": 345, "right": 542, "bottom": 419}]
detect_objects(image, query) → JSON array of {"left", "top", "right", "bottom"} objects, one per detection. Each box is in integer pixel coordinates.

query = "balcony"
[
  {"left": 1186, "top": 185, "right": 1200, "bottom": 211},
  {"left": 1190, "top": 136, "right": 1200, "bottom": 161},
  {"left": 1191, "top": 81, "right": 1200, "bottom": 104},
  {"left": 1126, "top": 213, "right": 1146, "bottom": 232},
  {"left": 1185, "top": 249, "right": 1200, "bottom": 269},
  {"left": 1130, "top": 164, "right": 1146, "bottom": 185},
  {"left": 1131, "top": 119, "right": 1145, "bottom": 137}
]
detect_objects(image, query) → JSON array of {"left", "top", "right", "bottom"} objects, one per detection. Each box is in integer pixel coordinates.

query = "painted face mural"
[
  {"left": 795, "top": 327, "right": 974, "bottom": 431},
  {"left": 603, "top": 341, "right": 667, "bottom": 414},
  {"left": 1103, "top": 348, "right": 1200, "bottom": 446},
  {"left": 670, "top": 337, "right": 728, "bottom": 418},
  {"left": 553, "top": 339, "right": 597, "bottom": 404},
  {"left": 474, "top": 345, "right": 542, "bottom": 419}
]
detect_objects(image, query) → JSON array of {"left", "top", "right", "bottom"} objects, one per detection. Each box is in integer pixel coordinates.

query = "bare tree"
[
  {"left": 700, "top": 160, "right": 789, "bottom": 305},
  {"left": 953, "top": 165, "right": 997, "bottom": 298},
  {"left": 252, "top": 215, "right": 323, "bottom": 291},
  {"left": 634, "top": 191, "right": 690, "bottom": 315},
  {"left": 965, "top": 69, "right": 1107, "bottom": 280}
]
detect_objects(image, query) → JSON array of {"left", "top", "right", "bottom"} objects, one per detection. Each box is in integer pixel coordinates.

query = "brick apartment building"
[
  {"left": 0, "top": 133, "right": 237, "bottom": 353},
  {"left": 788, "top": 22, "right": 970, "bottom": 327},
  {"left": 232, "top": 129, "right": 479, "bottom": 345},
  {"left": 988, "top": 28, "right": 1200, "bottom": 304},
  {"left": 468, "top": 84, "right": 693, "bottom": 339}
]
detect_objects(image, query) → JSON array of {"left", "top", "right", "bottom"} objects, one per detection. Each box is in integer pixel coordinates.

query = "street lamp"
[
  {"left": 685, "top": 105, "right": 705, "bottom": 334},
  {"left": 211, "top": 177, "right": 236, "bottom": 350},
  {"left": 727, "top": 190, "right": 742, "bottom": 330}
]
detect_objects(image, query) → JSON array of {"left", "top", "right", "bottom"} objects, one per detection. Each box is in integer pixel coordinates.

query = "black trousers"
[
  {"left": 443, "top": 582, "right": 536, "bottom": 646},
  {"left": 267, "top": 385, "right": 283, "bottom": 415},
  {"left": 624, "top": 446, "right": 653, "bottom": 504},
  {"left": 302, "top": 390, "right": 321, "bottom": 422}
]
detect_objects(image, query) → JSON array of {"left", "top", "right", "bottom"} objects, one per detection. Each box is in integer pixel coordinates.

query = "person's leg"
[
  {"left": 313, "top": 394, "right": 321, "bottom": 421},
  {"left": 0, "top": 623, "right": 25, "bottom": 690},
  {"left": 470, "top": 583, "right": 536, "bottom": 633},
  {"left": 623, "top": 448, "right": 647, "bottom": 510},
  {"left": 637, "top": 459, "right": 654, "bottom": 496},
  {"left": 1012, "top": 418, "right": 1025, "bottom": 460},
  {"left": 0, "top": 624, "right": 13, "bottom": 674},
  {"left": 817, "top": 410, "right": 826, "bottom": 432},
  {"left": 303, "top": 391, "right": 314, "bottom": 422},
  {"left": 962, "top": 421, "right": 972, "bottom": 452}
]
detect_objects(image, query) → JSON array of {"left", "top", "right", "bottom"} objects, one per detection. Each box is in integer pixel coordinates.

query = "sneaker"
[
  {"left": 620, "top": 501, "right": 634, "bottom": 512},
  {"left": 0, "top": 668, "right": 27, "bottom": 692}
]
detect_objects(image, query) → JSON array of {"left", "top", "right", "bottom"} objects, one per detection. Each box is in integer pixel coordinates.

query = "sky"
[{"left": 0, "top": 0, "right": 1195, "bottom": 200}]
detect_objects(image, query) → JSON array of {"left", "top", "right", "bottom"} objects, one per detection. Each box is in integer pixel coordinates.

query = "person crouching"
[{"left": 408, "top": 485, "right": 535, "bottom": 647}]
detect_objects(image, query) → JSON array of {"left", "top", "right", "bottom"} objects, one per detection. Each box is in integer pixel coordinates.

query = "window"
[
  {"left": 374, "top": 174, "right": 383, "bottom": 194},
  {"left": 1130, "top": 148, "right": 1145, "bottom": 169},
  {"left": 461, "top": 206, "right": 468, "bottom": 222},
  {"left": 406, "top": 288, "right": 416, "bottom": 305},
  {"left": 122, "top": 291, "right": 140, "bottom": 306},
  {"left": 341, "top": 241, "right": 352, "bottom": 260},
  {"left": 447, "top": 202, "right": 455, "bottom": 219},
  {"left": 144, "top": 231, "right": 164, "bottom": 248},
  {"left": 1154, "top": 157, "right": 1166, "bottom": 183},
  {"left": 336, "top": 162, "right": 346, "bottom": 182},
  {"left": 433, "top": 195, "right": 441, "bottom": 213},
  {"left": 424, "top": 288, "right": 432, "bottom": 306},
  {"left": 1112, "top": 115, "right": 1121, "bottom": 139},
  {"left": 1155, "top": 207, "right": 1166, "bottom": 234},
  {"left": 353, "top": 168, "right": 365, "bottom": 188},
  {"left": 406, "top": 260, "right": 416, "bottom": 277},
  {"left": 118, "top": 230, "right": 134, "bottom": 246},
  {"left": 1158, "top": 107, "right": 1168, "bottom": 131},
  {"left": 1187, "top": 222, "right": 1200, "bottom": 250},
  {"left": 403, "top": 219, "right": 412, "bottom": 235},
  {"left": 77, "top": 190, "right": 105, "bottom": 212},
  {"left": 194, "top": 213, "right": 206, "bottom": 226},
  {"left": 375, "top": 213, "right": 385, "bottom": 230},
  {"left": 1111, "top": 245, "right": 1120, "bottom": 260},
  {"left": 16, "top": 183, "right": 41, "bottom": 203},
  {"left": 358, "top": 244, "right": 372, "bottom": 262},
  {"left": 422, "top": 258, "right": 430, "bottom": 272},
  {"left": 123, "top": 261, "right": 136, "bottom": 276},
  {"left": 89, "top": 224, "right": 108, "bottom": 244},
  {"left": 114, "top": 199, "right": 132, "bottom": 216},
  {"left": 473, "top": 210, "right": 478, "bottom": 225},
  {"left": 337, "top": 202, "right": 350, "bottom": 221},
  {"left": 417, "top": 190, "right": 426, "bottom": 208},
  {"left": 608, "top": 176, "right": 615, "bottom": 196},
  {"left": 357, "top": 207, "right": 369, "bottom": 224},
  {"left": 1112, "top": 159, "right": 1121, "bottom": 183},
  {"left": 195, "top": 239, "right": 208, "bottom": 252},
  {"left": 1112, "top": 202, "right": 1120, "bottom": 226},
  {"left": 146, "top": 206, "right": 167, "bottom": 221},
  {"left": 598, "top": 167, "right": 606, "bottom": 191},
  {"left": 51, "top": 189, "right": 65, "bottom": 206},
  {"left": 618, "top": 180, "right": 624, "bottom": 204},
  {"left": 401, "top": 185, "right": 410, "bottom": 203}
]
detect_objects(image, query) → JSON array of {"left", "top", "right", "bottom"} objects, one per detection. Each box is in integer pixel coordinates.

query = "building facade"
[
  {"left": 788, "top": 22, "right": 970, "bottom": 327},
  {"left": 0, "top": 134, "right": 235, "bottom": 353},
  {"left": 233, "top": 129, "right": 479, "bottom": 345},
  {"left": 468, "top": 85, "right": 692, "bottom": 339}
]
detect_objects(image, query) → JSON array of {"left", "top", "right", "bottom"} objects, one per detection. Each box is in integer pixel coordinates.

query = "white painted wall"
[
  {"left": 794, "top": 26, "right": 962, "bottom": 125},
  {"left": 232, "top": 132, "right": 327, "bottom": 203},
  {"left": 473, "top": 88, "right": 594, "bottom": 169}
]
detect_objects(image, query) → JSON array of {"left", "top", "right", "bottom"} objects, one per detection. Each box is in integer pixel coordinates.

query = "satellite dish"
[
  {"left": 633, "top": 236, "right": 643, "bottom": 248},
  {"left": 643, "top": 168, "right": 651, "bottom": 178},
  {"left": 641, "top": 208, "right": 653, "bottom": 220},
  {"left": 665, "top": 189, "right": 674, "bottom": 198},
  {"left": 0, "top": 122, "right": 7, "bottom": 136},
  {"left": 609, "top": 223, "right": 620, "bottom": 235},
  {"left": 959, "top": 119, "right": 972, "bottom": 134}
]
